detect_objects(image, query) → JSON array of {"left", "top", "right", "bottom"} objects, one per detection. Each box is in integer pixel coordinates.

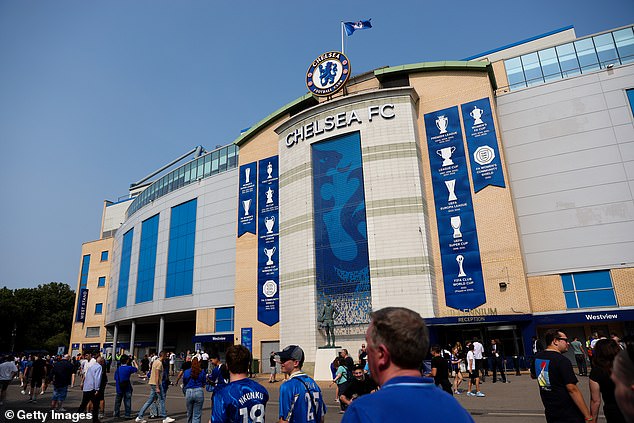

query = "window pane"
[
  {"left": 556, "top": 43, "right": 581, "bottom": 78},
  {"left": 577, "top": 289, "right": 617, "bottom": 308},
  {"left": 203, "top": 155, "right": 211, "bottom": 177},
  {"left": 614, "top": 27, "right": 634, "bottom": 64},
  {"left": 505, "top": 57, "right": 526, "bottom": 90},
  {"left": 561, "top": 274, "right": 574, "bottom": 291},
  {"left": 98, "top": 276, "right": 106, "bottom": 287},
  {"left": 573, "top": 270, "right": 612, "bottom": 290},
  {"left": 575, "top": 38, "right": 600, "bottom": 72},
  {"left": 539, "top": 48, "right": 562, "bottom": 82},
  {"left": 101, "top": 251, "right": 109, "bottom": 261},
  {"left": 565, "top": 292, "right": 578, "bottom": 309},
  {"left": 211, "top": 151, "right": 219, "bottom": 173},
  {"left": 521, "top": 53, "right": 543, "bottom": 86},
  {"left": 593, "top": 33, "right": 619, "bottom": 67}
]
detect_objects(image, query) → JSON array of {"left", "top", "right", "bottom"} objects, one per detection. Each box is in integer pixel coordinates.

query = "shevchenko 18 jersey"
[{"left": 211, "top": 378, "right": 269, "bottom": 423}]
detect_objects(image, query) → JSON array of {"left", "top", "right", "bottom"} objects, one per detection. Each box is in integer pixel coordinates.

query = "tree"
[{"left": 0, "top": 282, "right": 75, "bottom": 353}]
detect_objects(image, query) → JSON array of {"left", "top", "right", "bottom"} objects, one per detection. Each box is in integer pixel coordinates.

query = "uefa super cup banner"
[
  {"left": 257, "top": 156, "right": 280, "bottom": 326},
  {"left": 238, "top": 162, "right": 257, "bottom": 237},
  {"left": 461, "top": 98, "right": 506, "bottom": 193},
  {"left": 76, "top": 288, "right": 89, "bottom": 322},
  {"left": 424, "top": 106, "right": 486, "bottom": 311}
]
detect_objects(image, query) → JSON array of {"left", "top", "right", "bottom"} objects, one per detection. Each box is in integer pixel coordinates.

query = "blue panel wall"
[
  {"left": 117, "top": 229, "right": 134, "bottom": 309},
  {"left": 166, "top": 199, "right": 197, "bottom": 298},
  {"left": 312, "top": 132, "right": 371, "bottom": 325},
  {"left": 136, "top": 214, "right": 159, "bottom": 304}
]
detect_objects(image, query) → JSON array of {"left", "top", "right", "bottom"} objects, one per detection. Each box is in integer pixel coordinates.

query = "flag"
[{"left": 344, "top": 19, "right": 372, "bottom": 36}]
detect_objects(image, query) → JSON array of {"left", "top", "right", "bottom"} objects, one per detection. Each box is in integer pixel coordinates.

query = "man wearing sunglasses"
[{"left": 533, "top": 328, "right": 593, "bottom": 423}]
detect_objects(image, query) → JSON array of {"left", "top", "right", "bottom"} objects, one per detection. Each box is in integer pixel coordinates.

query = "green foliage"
[{"left": 0, "top": 282, "right": 75, "bottom": 353}]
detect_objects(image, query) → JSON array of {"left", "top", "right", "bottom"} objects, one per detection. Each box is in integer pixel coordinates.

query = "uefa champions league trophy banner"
[
  {"left": 461, "top": 98, "right": 506, "bottom": 193},
  {"left": 257, "top": 156, "right": 280, "bottom": 326},
  {"left": 238, "top": 162, "right": 257, "bottom": 237},
  {"left": 424, "top": 106, "right": 487, "bottom": 311}
]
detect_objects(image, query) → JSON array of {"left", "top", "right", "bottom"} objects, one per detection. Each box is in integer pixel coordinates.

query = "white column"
[
  {"left": 129, "top": 320, "right": 136, "bottom": 357},
  {"left": 158, "top": 315, "right": 165, "bottom": 353}
]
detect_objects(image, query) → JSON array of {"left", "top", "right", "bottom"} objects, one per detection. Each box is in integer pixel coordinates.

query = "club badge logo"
[{"left": 306, "top": 51, "right": 351, "bottom": 97}]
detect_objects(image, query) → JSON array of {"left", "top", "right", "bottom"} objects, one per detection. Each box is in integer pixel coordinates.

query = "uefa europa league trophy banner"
[
  {"left": 257, "top": 156, "right": 280, "bottom": 326},
  {"left": 424, "top": 106, "right": 486, "bottom": 311},
  {"left": 238, "top": 162, "right": 257, "bottom": 237},
  {"left": 461, "top": 98, "right": 506, "bottom": 192}
]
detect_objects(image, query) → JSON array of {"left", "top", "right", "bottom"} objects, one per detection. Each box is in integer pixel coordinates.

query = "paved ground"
[{"left": 0, "top": 371, "right": 601, "bottom": 422}]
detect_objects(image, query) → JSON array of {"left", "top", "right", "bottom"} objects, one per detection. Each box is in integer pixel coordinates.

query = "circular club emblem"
[
  {"left": 263, "top": 280, "right": 278, "bottom": 298},
  {"left": 473, "top": 145, "right": 496, "bottom": 165},
  {"left": 306, "top": 51, "right": 351, "bottom": 97}
]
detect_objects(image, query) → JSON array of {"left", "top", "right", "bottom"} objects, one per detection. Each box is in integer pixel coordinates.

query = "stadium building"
[{"left": 70, "top": 24, "right": 634, "bottom": 373}]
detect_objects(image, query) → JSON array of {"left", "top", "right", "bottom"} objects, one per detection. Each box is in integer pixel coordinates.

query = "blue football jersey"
[
  {"left": 211, "top": 378, "right": 269, "bottom": 423},
  {"left": 279, "top": 373, "right": 326, "bottom": 423}
]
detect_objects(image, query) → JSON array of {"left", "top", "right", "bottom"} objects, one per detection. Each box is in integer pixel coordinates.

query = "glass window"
[
  {"left": 98, "top": 276, "right": 106, "bottom": 287},
  {"left": 95, "top": 303, "right": 103, "bottom": 314},
  {"left": 538, "top": 48, "right": 562, "bottom": 82},
  {"left": 219, "top": 149, "right": 228, "bottom": 172},
  {"left": 211, "top": 151, "right": 219, "bottom": 174},
  {"left": 556, "top": 43, "right": 581, "bottom": 78},
  {"left": 521, "top": 52, "right": 543, "bottom": 86},
  {"left": 117, "top": 229, "right": 134, "bottom": 309},
  {"left": 184, "top": 163, "right": 191, "bottom": 184},
  {"left": 215, "top": 307, "right": 234, "bottom": 332},
  {"left": 593, "top": 33, "right": 619, "bottom": 67},
  {"left": 136, "top": 214, "right": 160, "bottom": 304},
  {"left": 197, "top": 159, "right": 204, "bottom": 179},
  {"left": 203, "top": 154, "right": 211, "bottom": 177},
  {"left": 561, "top": 270, "right": 617, "bottom": 309},
  {"left": 86, "top": 327, "right": 100, "bottom": 337},
  {"left": 627, "top": 89, "right": 634, "bottom": 116},
  {"left": 614, "top": 27, "right": 634, "bottom": 64},
  {"left": 79, "top": 254, "right": 90, "bottom": 289},
  {"left": 575, "top": 38, "right": 600, "bottom": 72},
  {"left": 166, "top": 199, "right": 197, "bottom": 298},
  {"left": 190, "top": 160, "right": 198, "bottom": 181},
  {"left": 100, "top": 251, "right": 109, "bottom": 261}
]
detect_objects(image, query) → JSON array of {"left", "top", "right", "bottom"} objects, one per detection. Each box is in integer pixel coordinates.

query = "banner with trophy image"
[
  {"left": 238, "top": 162, "right": 257, "bottom": 237},
  {"left": 461, "top": 97, "right": 506, "bottom": 193},
  {"left": 257, "top": 156, "right": 280, "bottom": 326},
  {"left": 424, "top": 106, "right": 486, "bottom": 311}
]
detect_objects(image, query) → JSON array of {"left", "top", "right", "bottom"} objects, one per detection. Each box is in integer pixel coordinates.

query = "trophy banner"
[
  {"left": 461, "top": 97, "right": 506, "bottom": 193},
  {"left": 238, "top": 162, "right": 257, "bottom": 237},
  {"left": 424, "top": 106, "right": 486, "bottom": 311},
  {"left": 257, "top": 155, "right": 280, "bottom": 326}
]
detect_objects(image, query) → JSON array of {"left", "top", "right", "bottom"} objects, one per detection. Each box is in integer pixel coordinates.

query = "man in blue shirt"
[
  {"left": 114, "top": 354, "right": 138, "bottom": 418},
  {"left": 277, "top": 345, "right": 326, "bottom": 423},
  {"left": 211, "top": 345, "right": 269, "bottom": 422},
  {"left": 342, "top": 307, "right": 474, "bottom": 423}
]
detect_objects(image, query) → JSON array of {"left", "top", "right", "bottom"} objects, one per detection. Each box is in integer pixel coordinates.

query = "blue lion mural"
[{"left": 312, "top": 132, "right": 371, "bottom": 325}]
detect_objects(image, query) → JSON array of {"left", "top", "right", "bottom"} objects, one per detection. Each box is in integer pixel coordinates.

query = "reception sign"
[
  {"left": 424, "top": 106, "right": 486, "bottom": 311},
  {"left": 257, "top": 156, "right": 280, "bottom": 326},
  {"left": 238, "top": 162, "right": 257, "bottom": 237},
  {"left": 461, "top": 98, "right": 505, "bottom": 192}
]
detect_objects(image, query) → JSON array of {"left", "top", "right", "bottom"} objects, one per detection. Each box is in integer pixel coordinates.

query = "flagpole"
[{"left": 341, "top": 21, "right": 344, "bottom": 53}]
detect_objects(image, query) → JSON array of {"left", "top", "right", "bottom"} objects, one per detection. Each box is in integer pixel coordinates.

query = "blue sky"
[{"left": 0, "top": 0, "right": 632, "bottom": 290}]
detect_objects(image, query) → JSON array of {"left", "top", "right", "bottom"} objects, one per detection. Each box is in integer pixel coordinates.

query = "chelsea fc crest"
[{"left": 306, "top": 51, "right": 351, "bottom": 97}]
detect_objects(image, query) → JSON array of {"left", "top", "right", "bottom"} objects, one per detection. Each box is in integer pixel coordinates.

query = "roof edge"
[{"left": 374, "top": 60, "right": 497, "bottom": 90}]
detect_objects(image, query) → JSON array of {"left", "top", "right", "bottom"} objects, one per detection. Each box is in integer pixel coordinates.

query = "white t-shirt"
[
  {"left": 169, "top": 353, "right": 176, "bottom": 364},
  {"left": 201, "top": 352, "right": 209, "bottom": 361},
  {"left": 473, "top": 341, "right": 484, "bottom": 359},
  {"left": 0, "top": 361, "right": 18, "bottom": 380},
  {"left": 466, "top": 351, "right": 476, "bottom": 371}
]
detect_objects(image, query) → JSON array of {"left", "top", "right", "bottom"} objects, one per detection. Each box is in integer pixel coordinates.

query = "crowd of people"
[{"left": 1, "top": 313, "right": 633, "bottom": 423}]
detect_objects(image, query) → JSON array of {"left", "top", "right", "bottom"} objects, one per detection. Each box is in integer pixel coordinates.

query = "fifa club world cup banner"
[
  {"left": 424, "top": 106, "right": 486, "bottom": 311},
  {"left": 238, "top": 162, "right": 257, "bottom": 237},
  {"left": 257, "top": 155, "right": 280, "bottom": 326},
  {"left": 76, "top": 288, "right": 89, "bottom": 322},
  {"left": 461, "top": 98, "right": 506, "bottom": 192}
]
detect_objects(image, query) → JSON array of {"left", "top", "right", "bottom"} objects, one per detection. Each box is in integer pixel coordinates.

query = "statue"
[{"left": 318, "top": 298, "right": 339, "bottom": 348}]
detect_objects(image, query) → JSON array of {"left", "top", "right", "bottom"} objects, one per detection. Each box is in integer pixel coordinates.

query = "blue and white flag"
[{"left": 344, "top": 19, "right": 372, "bottom": 36}]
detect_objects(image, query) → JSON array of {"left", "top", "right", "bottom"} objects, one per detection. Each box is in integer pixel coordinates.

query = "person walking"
[
  {"left": 571, "top": 337, "right": 589, "bottom": 376},
  {"left": 490, "top": 339, "right": 508, "bottom": 383},
  {"left": 277, "top": 345, "right": 326, "bottom": 423},
  {"left": 589, "top": 339, "right": 625, "bottom": 423},
  {"left": 341, "top": 307, "right": 473, "bottom": 423},
  {"left": 533, "top": 328, "right": 592, "bottom": 423},
  {"left": 0, "top": 355, "right": 18, "bottom": 406},
  {"left": 472, "top": 338, "right": 485, "bottom": 382},
  {"left": 451, "top": 344, "right": 464, "bottom": 394},
  {"left": 429, "top": 345, "right": 453, "bottom": 395},
  {"left": 466, "top": 343, "right": 485, "bottom": 397},
  {"left": 27, "top": 354, "right": 46, "bottom": 403},
  {"left": 268, "top": 351, "right": 277, "bottom": 383},
  {"left": 135, "top": 351, "right": 175, "bottom": 423},
  {"left": 113, "top": 354, "right": 138, "bottom": 419},
  {"left": 211, "top": 345, "right": 269, "bottom": 423},
  {"left": 330, "top": 357, "right": 350, "bottom": 412},
  {"left": 77, "top": 356, "right": 103, "bottom": 423},
  {"left": 183, "top": 357, "right": 206, "bottom": 423},
  {"left": 50, "top": 354, "right": 74, "bottom": 411}
]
